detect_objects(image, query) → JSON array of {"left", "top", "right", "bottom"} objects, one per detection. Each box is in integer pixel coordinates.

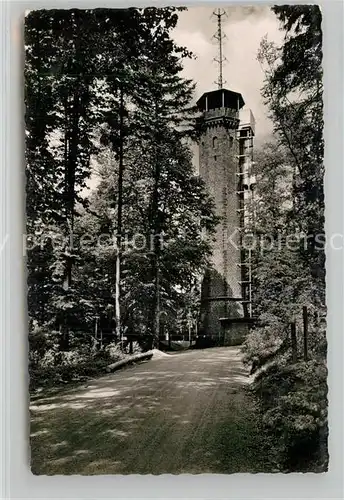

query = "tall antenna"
[{"left": 212, "top": 8, "right": 227, "bottom": 89}]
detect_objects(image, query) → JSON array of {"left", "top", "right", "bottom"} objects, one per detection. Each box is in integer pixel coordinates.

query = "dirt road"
[{"left": 30, "top": 347, "right": 269, "bottom": 475}]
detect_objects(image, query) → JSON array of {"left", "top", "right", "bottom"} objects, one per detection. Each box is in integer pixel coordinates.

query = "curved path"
[{"left": 30, "top": 347, "right": 269, "bottom": 475}]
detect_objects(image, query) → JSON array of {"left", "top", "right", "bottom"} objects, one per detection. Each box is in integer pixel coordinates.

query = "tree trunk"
[
  {"left": 149, "top": 102, "right": 162, "bottom": 349},
  {"left": 150, "top": 172, "right": 161, "bottom": 349},
  {"left": 115, "top": 86, "right": 125, "bottom": 348},
  {"left": 61, "top": 85, "right": 80, "bottom": 350},
  {"left": 152, "top": 256, "right": 160, "bottom": 349},
  {"left": 303, "top": 306, "right": 309, "bottom": 361}
]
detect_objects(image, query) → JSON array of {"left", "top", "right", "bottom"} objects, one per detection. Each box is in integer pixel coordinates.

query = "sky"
[
  {"left": 86, "top": 6, "right": 284, "bottom": 192},
  {"left": 172, "top": 5, "right": 284, "bottom": 144}
]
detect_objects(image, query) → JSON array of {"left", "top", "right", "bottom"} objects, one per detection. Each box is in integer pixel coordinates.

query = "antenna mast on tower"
[{"left": 212, "top": 8, "right": 227, "bottom": 89}]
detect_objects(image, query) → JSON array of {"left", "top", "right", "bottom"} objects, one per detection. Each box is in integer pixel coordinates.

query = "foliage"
[
  {"left": 244, "top": 4, "right": 327, "bottom": 472},
  {"left": 26, "top": 8, "right": 217, "bottom": 384},
  {"left": 257, "top": 5, "right": 324, "bottom": 290},
  {"left": 242, "top": 316, "right": 286, "bottom": 370},
  {"left": 79, "top": 139, "right": 217, "bottom": 344},
  {"left": 252, "top": 355, "right": 328, "bottom": 472},
  {"left": 29, "top": 321, "right": 125, "bottom": 391}
]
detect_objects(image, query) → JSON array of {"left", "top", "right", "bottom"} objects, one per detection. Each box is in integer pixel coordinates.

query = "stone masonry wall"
[{"left": 199, "top": 110, "right": 243, "bottom": 337}]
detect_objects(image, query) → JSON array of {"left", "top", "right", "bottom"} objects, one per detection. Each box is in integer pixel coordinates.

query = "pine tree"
[
  {"left": 25, "top": 6, "right": 218, "bottom": 374},
  {"left": 257, "top": 5, "right": 324, "bottom": 297},
  {"left": 245, "top": 6, "right": 327, "bottom": 472},
  {"left": 84, "top": 135, "right": 217, "bottom": 348}
]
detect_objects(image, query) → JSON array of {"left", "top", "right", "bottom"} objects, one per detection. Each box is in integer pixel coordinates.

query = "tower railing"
[{"left": 204, "top": 107, "right": 239, "bottom": 120}]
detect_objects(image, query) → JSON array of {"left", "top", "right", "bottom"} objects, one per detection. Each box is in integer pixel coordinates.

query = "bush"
[
  {"left": 29, "top": 327, "right": 130, "bottom": 392},
  {"left": 244, "top": 311, "right": 328, "bottom": 472},
  {"left": 242, "top": 315, "right": 287, "bottom": 375},
  {"left": 251, "top": 349, "right": 328, "bottom": 471}
]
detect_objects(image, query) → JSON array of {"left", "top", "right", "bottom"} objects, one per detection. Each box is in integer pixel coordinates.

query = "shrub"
[
  {"left": 29, "top": 327, "right": 130, "bottom": 392},
  {"left": 251, "top": 346, "right": 328, "bottom": 471}
]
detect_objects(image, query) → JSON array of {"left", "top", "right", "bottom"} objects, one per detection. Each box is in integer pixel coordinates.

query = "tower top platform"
[{"left": 196, "top": 88, "right": 245, "bottom": 112}]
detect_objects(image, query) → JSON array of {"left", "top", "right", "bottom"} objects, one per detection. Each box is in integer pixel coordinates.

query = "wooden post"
[
  {"left": 129, "top": 338, "right": 133, "bottom": 354},
  {"left": 303, "top": 306, "right": 309, "bottom": 361},
  {"left": 290, "top": 322, "right": 297, "bottom": 363}
]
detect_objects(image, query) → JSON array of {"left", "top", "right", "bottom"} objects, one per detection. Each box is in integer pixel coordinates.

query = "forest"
[{"left": 26, "top": 6, "right": 327, "bottom": 472}]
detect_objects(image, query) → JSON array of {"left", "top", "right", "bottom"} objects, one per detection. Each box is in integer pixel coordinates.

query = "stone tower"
[{"left": 197, "top": 88, "right": 255, "bottom": 345}]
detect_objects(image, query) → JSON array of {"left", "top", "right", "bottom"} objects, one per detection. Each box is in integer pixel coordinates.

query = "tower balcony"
[
  {"left": 197, "top": 88, "right": 245, "bottom": 112},
  {"left": 204, "top": 107, "right": 239, "bottom": 121},
  {"left": 196, "top": 88, "right": 244, "bottom": 131}
]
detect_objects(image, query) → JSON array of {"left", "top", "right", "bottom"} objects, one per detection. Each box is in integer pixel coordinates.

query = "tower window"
[
  {"left": 212, "top": 137, "right": 218, "bottom": 148},
  {"left": 229, "top": 135, "right": 234, "bottom": 147},
  {"left": 214, "top": 155, "right": 217, "bottom": 161}
]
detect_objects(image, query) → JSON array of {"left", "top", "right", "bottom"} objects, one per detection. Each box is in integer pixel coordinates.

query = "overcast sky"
[
  {"left": 87, "top": 6, "right": 284, "bottom": 191},
  {"left": 172, "top": 6, "right": 284, "bottom": 144}
]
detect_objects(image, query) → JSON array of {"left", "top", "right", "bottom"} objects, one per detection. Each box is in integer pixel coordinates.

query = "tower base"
[{"left": 219, "top": 317, "right": 255, "bottom": 346}]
